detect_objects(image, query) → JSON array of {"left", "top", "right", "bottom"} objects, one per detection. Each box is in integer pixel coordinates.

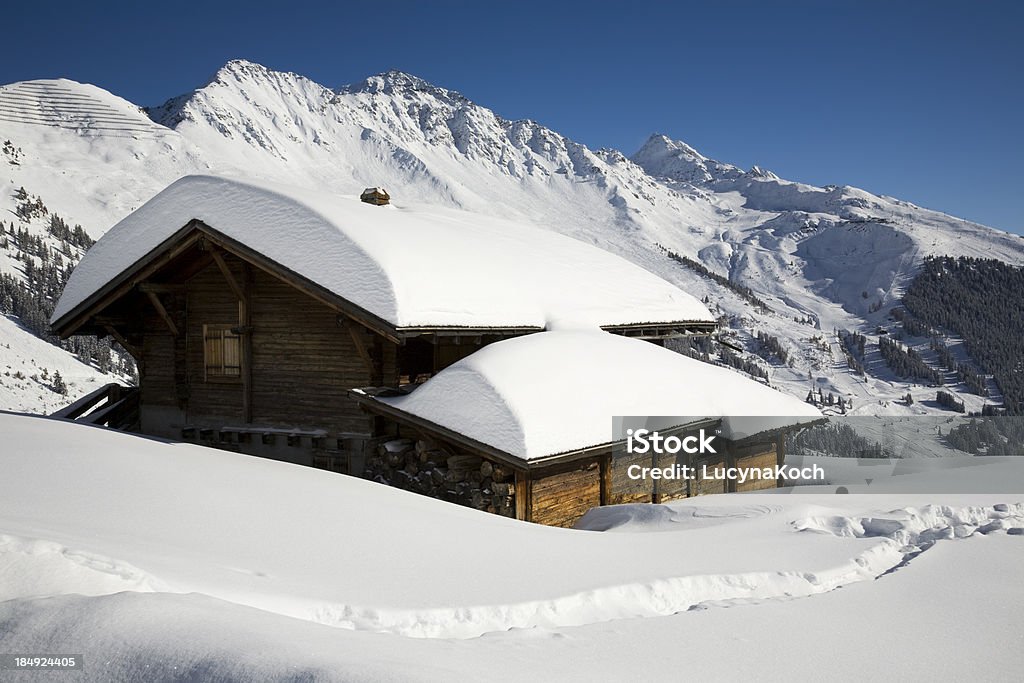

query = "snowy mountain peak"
[
  {"left": 338, "top": 70, "right": 471, "bottom": 107},
  {"left": 213, "top": 58, "right": 274, "bottom": 81},
  {"left": 146, "top": 59, "right": 334, "bottom": 146},
  {"left": 638, "top": 133, "right": 707, "bottom": 162},
  {"left": 204, "top": 59, "right": 327, "bottom": 94},
  {"left": 631, "top": 133, "right": 742, "bottom": 185},
  {"left": 747, "top": 165, "right": 779, "bottom": 180}
]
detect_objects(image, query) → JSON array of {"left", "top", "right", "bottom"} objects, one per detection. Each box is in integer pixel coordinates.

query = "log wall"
[
  {"left": 529, "top": 460, "right": 601, "bottom": 528},
  {"left": 185, "top": 263, "right": 243, "bottom": 422},
  {"left": 134, "top": 252, "right": 407, "bottom": 468},
  {"left": 734, "top": 446, "right": 779, "bottom": 492},
  {"left": 140, "top": 308, "right": 176, "bottom": 409},
  {"left": 248, "top": 268, "right": 381, "bottom": 433},
  {"left": 693, "top": 457, "right": 728, "bottom": 496}
]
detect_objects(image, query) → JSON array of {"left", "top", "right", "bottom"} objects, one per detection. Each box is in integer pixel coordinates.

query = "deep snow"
[{"left": 1, "top": 414, "right": 1023, "bottom": 681}]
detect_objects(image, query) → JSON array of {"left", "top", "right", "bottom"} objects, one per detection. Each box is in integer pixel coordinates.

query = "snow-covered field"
[{"left": 2, "top": 413, "right": 1022, "bottom": 681}]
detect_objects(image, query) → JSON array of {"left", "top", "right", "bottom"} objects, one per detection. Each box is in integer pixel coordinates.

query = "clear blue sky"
[{"left": 6, "top": 1, "right": 1023, "bottom": 234}]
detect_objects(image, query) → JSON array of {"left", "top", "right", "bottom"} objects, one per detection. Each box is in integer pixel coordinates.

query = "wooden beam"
[
  {"left": 103, "top": 324, "right": 141, "bottom": 360},
  {"left": 515, "top": 470, "right": 533, "bottom": 523},
  {"left": 50, "top": 382, "right": 119, "bottom": 420},
  {"left": 196, "top": 226, "right": 402, "bottom": 344},
  {"left": 240, "top": 262, "right": 253, "bottom": 424},
  {"left": 137, "top": 282, "right": 184, "bottom": 294},
  {"left": 599, "top": 455, "right": 612, "bottom": 507},
  {"left": 343, "top": 320, "right": 375, "bottom": 374},
  {"left": 144, "top": 290, "right": 179, "bottom": 337},
  {"left": 725, "top": 442, "right": 737, "bottom": 494},
  {"left": 93, "top": 315, "right": 132, "bottom": 327},
  {"left": 170, "top": 251, "right": 215, "bottom": 283},
  {"left": 52, "top": 224, "right": 203, "bottom": 337},
  {"left": 210, "top": 249, "right": 246, "bottom": 303}
]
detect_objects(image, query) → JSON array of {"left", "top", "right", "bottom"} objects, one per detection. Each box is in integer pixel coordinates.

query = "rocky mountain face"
[{"left": 2, "top": 59, "right": 1023, "bottom": 415}]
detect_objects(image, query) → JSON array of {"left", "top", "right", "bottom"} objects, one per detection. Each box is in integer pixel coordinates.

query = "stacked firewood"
[{"left": 364, "top": 438, "right": 516, "bottom": 517}]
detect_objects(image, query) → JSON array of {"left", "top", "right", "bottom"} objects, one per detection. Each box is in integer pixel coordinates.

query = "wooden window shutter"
[{"left": 204, "top": 324, "right": 242, "bottom": 381}]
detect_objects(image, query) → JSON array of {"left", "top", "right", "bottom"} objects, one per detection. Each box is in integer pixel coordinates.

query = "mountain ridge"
[{"left": 2, "top": 59, "right": 1023, "bottom": 415}]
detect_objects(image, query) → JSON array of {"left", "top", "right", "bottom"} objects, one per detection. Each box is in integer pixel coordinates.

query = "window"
[{"left": 203, "top": 324, "right": 241, "bottom": 381}]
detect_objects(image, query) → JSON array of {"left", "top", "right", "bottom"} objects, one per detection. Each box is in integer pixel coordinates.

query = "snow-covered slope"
[
  {"left": 0, "top": 79, "right": 212, "bottom": 230},
  {"left": 1, "top": 414, "right": 1023, "bottom": 679},
  {"left": 0, "top": 315, "right": 119, "bottom": 413},
  {"left": 3, "top": 59, "right": 1023, "bottom": 414}
]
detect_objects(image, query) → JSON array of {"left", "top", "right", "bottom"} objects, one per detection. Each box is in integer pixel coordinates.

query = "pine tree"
[{"left": 51, "top": 370, "right": 67, "bottom": 395}]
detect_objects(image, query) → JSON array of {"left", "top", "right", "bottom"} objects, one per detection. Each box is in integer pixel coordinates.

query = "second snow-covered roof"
[
  {"left": 52, "top": 175, "right": 713, "bottom": 330},
  {"left": 376, "top": 331, "right": 822, "bottom": 461}
]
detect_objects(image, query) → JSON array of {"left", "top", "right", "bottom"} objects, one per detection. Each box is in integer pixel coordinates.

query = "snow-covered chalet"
[{"left": 51, "top": 175, "right": 818, "bottom": 526}]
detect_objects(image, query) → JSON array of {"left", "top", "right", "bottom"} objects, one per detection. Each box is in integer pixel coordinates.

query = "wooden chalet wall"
[
  {"left": 247, "top": 268, "right": 395, "bottom": 433},
  {"left": 525, "top": 460, "right": 602, "bottom": 527},
  {"left": 362, "top": 411, "right": 789, "bottom": 528},
  {"left": 730, "top": 442, "right": 780, "bottom": 493},
  {"left": 138, "top": 250, "right": 399, "bottom": 465}
]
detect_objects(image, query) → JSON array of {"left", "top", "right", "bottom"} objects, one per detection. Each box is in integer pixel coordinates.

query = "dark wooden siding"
[
  {"left": 140, "top": 312, "right": 176, "bottom": 408},
  {"left": 185, "top": 263, "right": 244, "bottom": 423},
  {"left": 144, "top": 254, "right": 399, "bottom": 435},
  {"left": 248, "top": 268, "right": 376, "bottom": 433}
]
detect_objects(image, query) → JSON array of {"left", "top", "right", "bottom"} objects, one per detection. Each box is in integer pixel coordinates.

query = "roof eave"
[
  {"left": 350, "top": 390, "right": 726, "bottom": 471},
  {"left": 50, "top": 220, "right": 406, "bottom": 343}
]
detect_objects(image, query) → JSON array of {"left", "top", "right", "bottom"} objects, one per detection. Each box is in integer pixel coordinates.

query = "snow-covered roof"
[
  {"left": 52, "top": 175, "right": 713, "bottom": 330},
  {"left": 374, "top": 331, "right": 822, "bottom": 461}
]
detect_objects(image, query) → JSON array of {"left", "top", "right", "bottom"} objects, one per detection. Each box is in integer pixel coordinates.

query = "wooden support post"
[
  {"left": 144, "top": 290, "right": 180, "bottom": 337},
  {"left": 371, "top": 335, "right": 384, "bottom": 386},
  {"left": 515, "top": 470, "right": 532, "bottom": 523},
  {"left": 725, "top": 443, "right": 737, "bottom": 494},
  {"left": 599, "top": 454, "right": 612, "bottom": 506},
  {"left": 240, "top": 263, "right": 253, "bottom": 423},
  {"left": 775, "top": 435, "right": 786, "bottom": 489},
  {"left": 685, "top": 453, "right": 693, "bottom": 498}
]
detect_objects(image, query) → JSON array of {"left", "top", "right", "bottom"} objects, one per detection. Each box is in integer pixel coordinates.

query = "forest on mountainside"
[
  {"left": 903, "top": 256, "right": 1024, "bottom": 414},
  {"left": 0, "top": 188, "right": 136, "bottom": 380}
]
